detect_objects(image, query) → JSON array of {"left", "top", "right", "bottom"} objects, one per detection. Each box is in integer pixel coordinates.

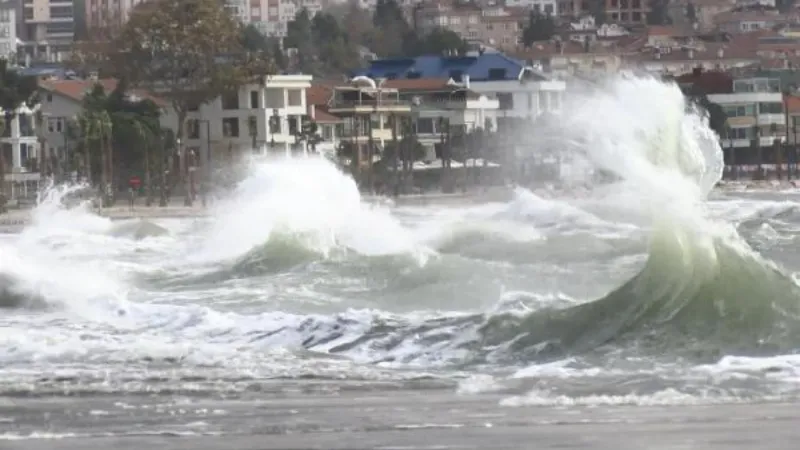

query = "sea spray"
[{"left": 191, "top": 156, "right": 429, "bottom": 265}]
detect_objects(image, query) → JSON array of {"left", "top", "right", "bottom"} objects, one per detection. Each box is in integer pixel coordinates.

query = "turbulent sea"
[{"left": 3, "top": 77, "right": 800, "bottom": 448}]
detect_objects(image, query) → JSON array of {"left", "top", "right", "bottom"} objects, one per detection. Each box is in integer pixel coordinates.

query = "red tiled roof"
[
  {"left": 306, "top": 84, "right": 335, "bottom": 106},
  {"left": 381, "top": 78, "right": 452, "bottom": 90},
  {"left": 785, "top": 95, "right": 800, "bottom": 114},
  {"left": 39, "top": 79, "right": 168, "bottom": 107},
  {"left": 313, "top": 108, "right": 342, "bottom": 123}
]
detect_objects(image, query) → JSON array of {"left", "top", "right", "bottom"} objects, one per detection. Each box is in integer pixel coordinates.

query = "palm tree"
[
  {"left": 78, "top": 103, "right": 113, "bottom": 206},
  {"left": 115, "top": 111, "right": 160, "bottom": 206}
]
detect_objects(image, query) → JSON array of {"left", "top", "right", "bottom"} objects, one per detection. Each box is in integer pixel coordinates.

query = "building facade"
[
  {"left": 184, "top": 74, "right": 315, "bottom": 160},
  {"left": 355, "top": 53, "right": 566, "bottom": 125},
  {"left": 0, "top": 1, "right": 16, "bottom": 61},
  {"left": 709, "top": 77, "right": 786, "bottom": 169},
  {"left": 0, "top": 104, "right": 42, "bottom": 198},
  {"left": 18, "top": 0, "right": 76, "bottom": 64}
]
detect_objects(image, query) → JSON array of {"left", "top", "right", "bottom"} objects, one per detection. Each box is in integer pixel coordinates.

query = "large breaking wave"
[{"left": 3, "top": 76, "right": 800, "bottom": 378}]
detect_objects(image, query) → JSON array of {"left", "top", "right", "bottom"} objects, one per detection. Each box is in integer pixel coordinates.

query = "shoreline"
[{"left": 0, "top": 182, "right": 796, "bottom": 233}]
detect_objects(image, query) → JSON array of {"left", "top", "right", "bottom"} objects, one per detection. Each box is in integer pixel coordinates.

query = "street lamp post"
[{"left": 196, "top": 119, "right": 211, "bottom": 207}]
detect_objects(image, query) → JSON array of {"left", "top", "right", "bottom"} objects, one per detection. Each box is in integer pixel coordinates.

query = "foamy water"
[{"left": 3, "top": 76, "right": 800, "bottom": 421}]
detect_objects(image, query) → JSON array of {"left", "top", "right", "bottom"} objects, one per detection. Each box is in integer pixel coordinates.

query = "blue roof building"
[
  {"left": 351, "top": 52, "right": 565, "bottom": 123},
  {"left": 352, "top": 52, "right": 549, "bottom": 82}
]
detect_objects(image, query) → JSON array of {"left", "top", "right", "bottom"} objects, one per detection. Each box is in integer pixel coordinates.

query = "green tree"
[
  {"left": 370, "top": 0, "right": 414, "bottom": 57},
  {"left": 686, "top": 2, "right": 697, "bottom": 22},
  {"left": 241, "top": 24, "right": 287, "bottom": 72},
  {"left": 411, "top": 27, "right": 468, "bottom": 56},
  {"left": 286, "top": 8, "right": 317, "bottom": 73},
  {"left": 647, "top": 0, "right": 672, "bottom": 25},
  {"left": 100, "top": 0, "right": 270, "bottom": 206},
  {"left": 522, "top": 12, "right": 556, "bottom": 47},
  {"left": 696, "top": 95, "right": 727, "bottom": 137},
  {"left": 0, "top": 59, "right": 38, "bottom": 212},
  {"left": 76, "top": 82, "right": 162, "bottom": 206},
  {"left": 77, "top": 85, "right": 114, "bottom": 205}
]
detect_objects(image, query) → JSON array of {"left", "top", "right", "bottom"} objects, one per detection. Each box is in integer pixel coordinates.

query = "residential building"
[
  {"left": 185, "top": 74, "right": 314, "bottom": 160},
  {"left": 709, "top": 76, "right": 786, "bottom": 166},
  {"left": 18, "top": 0, "right": 76, "bottom": 64},
  {"left": 382, "top": 78, "right": 499, "bottom": 161},
  {"left": 558, "top": 0, "right": 650, "bottom": 26},
  {"left": 505, "top": 0, "right": 558, "bottom": 15},
  {"left": 0, "top": 103, "right": 41, "bottom": 196},
  {"left": 306, "top": 84, "right": 345, "bottom": 156},
  {"left": 412, "top": 1, "right": 525, "bottom": 51},
  {"left": 85, "top": 0, "right": 146, "bottom": 30},
  {"left": 354, "top": 53, "right": 566, "bottom": 126},
  {"left": 37, "top": 79, "right": 171, "bottom": 182},
  {"left": 326, "top": 79, "right": 412, "bottom": 171},
  {"left": 244, "top": 0, "right": 324, "bottom": 38},
  {"left": 0, "top": 1, "right": 16, "bottom": 61}
]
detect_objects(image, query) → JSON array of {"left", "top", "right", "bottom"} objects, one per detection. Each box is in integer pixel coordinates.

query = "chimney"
[
  {"left": 463, "top": 74, "right": 470, "bottom": 88},
  {"left": 309, "top": 104, "right": 316, "bottom": 120},
  {"left": 688, "top": 49, "right": 695, "bottom": 59},
  {"left": 717, "top": 48, "right": 724, "bottom": 58}
]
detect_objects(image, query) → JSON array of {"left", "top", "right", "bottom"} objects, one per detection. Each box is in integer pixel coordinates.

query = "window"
[
  {"left": 46, "top": 21, "right": 74, "bottom": 34},
  {"left": 632, "top": 11, "right": 641, "bottom": 21},
  {"left": 222, "top": 117, "right": 239, "bottom": 137},
  {"left": 24, "top": 7, "right": 33, "bottom": 20},
  {"left": 544, "top": 4, "right": 554, "bottom": 14},
  {"left": 47, "top": 117, "right": 64, "bottom": 133},
  {"left": 187, "top": 119, "right": 200, "bottom": 139},
  {"left": 497, "top": 93, "right": 514, "bottom": 110},
  {"left": 488, "top": 68, "right": 506, "bottom": 80},
  {"left": 759, "top": 102, "right": 783, "bottom": 114},
  {"left": 417, "top": 118, "right": 434, "bottom": 134},
  {"left": 322, "top": 125, "right": 333, "bottom": 140},
  {"left": 723, "top": 105, "right": 756, "bottom": 117},
  {"left": 250, "top": 91, "right": 259, "bottom": 109},
  {"left": 632, "top": 0, "right": 641, "bottom": 7},
  {"left": 287, "top": 89, "right": 302, "bottom": 107},
  {"left": 50, "top": 5, "right": 73, "bottom": 19},
  {"left": 269, "top": 114, "right": 281, "bottom": 134},
  {"left": 727, "top": 127, "right": 750, "bottom": 140},
  {"left": 222, "top": 92, "right": 239, "bottom": 110}
]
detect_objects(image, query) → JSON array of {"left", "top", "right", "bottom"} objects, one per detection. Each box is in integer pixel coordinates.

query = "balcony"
[{"left": 328, "top": 87, "right": 412, "bottom": 115}]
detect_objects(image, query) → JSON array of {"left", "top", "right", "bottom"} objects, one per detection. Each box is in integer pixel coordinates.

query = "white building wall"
[
  {"left": 185, "top": 75, "right": 314, "bottom": 159},
  {"left": 469, "top": 78, "right": 566, "bottom": 121},
  {"left": 0, "top": 2, "right": 16, "bottom": 61}
]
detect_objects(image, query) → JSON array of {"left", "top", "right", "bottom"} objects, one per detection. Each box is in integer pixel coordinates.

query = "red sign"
[{"left": 129, "top": 176, "right": 142, "bottom": 188}]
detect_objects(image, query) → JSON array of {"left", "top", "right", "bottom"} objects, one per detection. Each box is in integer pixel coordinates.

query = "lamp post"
[
  {"left": 193, "top": 119, "right": 212, "bottom": 206},
  {"left": 269, "top": 108, "right": 279, "bottom": 155}
]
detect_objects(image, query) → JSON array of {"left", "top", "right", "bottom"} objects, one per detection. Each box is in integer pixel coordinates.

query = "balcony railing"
[{"left": 330, "top": 98, "right": 409, "bottom": 109}]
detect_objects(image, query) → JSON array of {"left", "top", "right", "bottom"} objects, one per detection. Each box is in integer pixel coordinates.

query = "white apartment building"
[
  {"left": 0, "top": 1, "right": 16, "bottom": 61},
  {"left": 468, "top": 72, "right": 566, "bottom": 124},
  {"left": 248, "top": 0, "right": 323, "bottom": 38},
  {"left": 84, "top": 0, "right": 146, "bottom": 30},
  {"left": 709, "top": 77, "right": 785, "bottom": 151},
  {"left": 504, "top": 0, "right": 558, "bottom": 15},
  {"left": 185, "top": 74, "right": 315, "bottom": 159},
  {"left": 18, "top": 0, "right": 75, "bottom": 64},
  {"left": 1, "top": 104, "right": 42, "bottom": 198}
]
